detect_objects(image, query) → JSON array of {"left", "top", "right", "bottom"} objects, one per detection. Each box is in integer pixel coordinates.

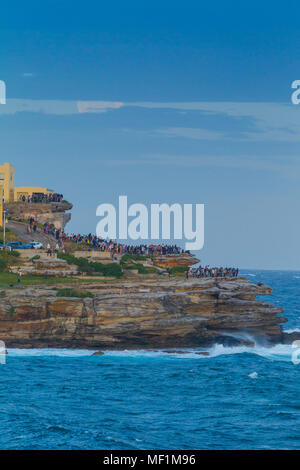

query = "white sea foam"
[
  {"left": 248, "top": 372, "right": 258, "bottom": 379},
  {"left": 7, "top": 348, "right": 96, "bottom": 357},
  {"left": 5, "top": 341, "right": 296, "bottom": 363}
]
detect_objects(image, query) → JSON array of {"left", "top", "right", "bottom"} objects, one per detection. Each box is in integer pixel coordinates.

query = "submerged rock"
[
  {"left": 281, "top": 331, "right": 300, "bottom": 344},
  {"left": 163, "top": 350, "right": 187, "bottom": 354}
]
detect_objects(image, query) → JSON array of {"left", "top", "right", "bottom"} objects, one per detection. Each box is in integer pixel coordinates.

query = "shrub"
[
  {"left": 90, "top": 261, "right": 123, "bottom": 277},
  {"left": 56, "top": 288, "right": 94, "bottom": 298},
  {"left": 0, "top": 251, "right": 21, "bottom": 272},
  {"left": 0, "top": 259, "right": 8, "bottom": 271},
  {"left": 169, "top": 266, "right": 189, "bottom": 275},
  {"left": 124, "top": 264, "right": 148, "bottom": 274},
  {"left": 120, "top": 253, "right": 147, "bottom": 265},
  {"left": 7, "top": 306, "right": 15, "bottom": 317},
  {"left": 57, "top": 252, "right": 123, "bottom": 278}
]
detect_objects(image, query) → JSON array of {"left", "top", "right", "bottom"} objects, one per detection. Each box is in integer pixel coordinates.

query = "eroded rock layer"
[
  {"left": 4, "top": 201, "right": 72, "bottom": 230},
  {"left": 0, "top": 277, "right": 286, "bottom": 349}
]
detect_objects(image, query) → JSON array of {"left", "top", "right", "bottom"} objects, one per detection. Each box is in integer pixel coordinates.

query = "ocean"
[{"left": 1, "top": 270, "right": 300, "bottom": 450}]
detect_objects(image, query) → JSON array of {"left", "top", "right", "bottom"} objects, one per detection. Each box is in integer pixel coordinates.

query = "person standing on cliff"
[
  {"left": 18, "top": 270, "right": 23, "bottom": 286},
  {"left": 166, "top": 265, "right": 171, "bottom": 278},
  {"left": 47, "top": 243, "right": 51, "bottom": 257}
]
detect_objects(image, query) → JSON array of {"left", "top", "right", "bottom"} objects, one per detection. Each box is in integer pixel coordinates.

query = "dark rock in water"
[
  {"left": 240, "top": 340, "right": 255, "bottom": 347},
  {"left": 92, "top": 351, "right": 105, "bottom": 356},
  {"left": 163, "top": 350, "right": 187, "bottom": 354},
  {"left": 215, "top": 336, "right": 255, "bottom": 347},
  {"left": 196, "top": 351, "right": 210, "bottom": 356},
  {"left": 281, "top": 332, "right": 300, "bottom": 344}
]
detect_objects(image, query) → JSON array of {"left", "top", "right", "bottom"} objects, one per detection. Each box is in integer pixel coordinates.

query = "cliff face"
[
  {"left": 4, "top": 201, "right": 72, "bottom": 230},
  {"left": 0, "top": 277, "right": 286, "bottom": 349},
  {"left": 152, "top": 253, "right": 200, "bottom": 268}
]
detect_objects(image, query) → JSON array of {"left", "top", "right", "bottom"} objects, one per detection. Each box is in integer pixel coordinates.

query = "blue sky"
[{"left": 1, "top": 1, "right": 300, "bottom": 269}]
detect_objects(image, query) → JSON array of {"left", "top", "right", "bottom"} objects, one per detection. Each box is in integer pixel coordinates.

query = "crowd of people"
[
  {"left": 186, "top": 265, "right": 239, "bottom": 278},
  {"left": 19, "top": 193, "right": 64, "bottom": 203},
  {"left": 41, "top": 226, "right": 187, "bottom": 256},
  {"left": 38, "top": 223, "right": 240, "bottom": 278},
  {"left": 61, "top": 232, "right": 186, "bottom": 256}
]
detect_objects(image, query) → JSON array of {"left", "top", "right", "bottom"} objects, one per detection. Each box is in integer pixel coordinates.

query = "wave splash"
[{"left": 6, "top": 339, "right": 295, "bottom": 363}]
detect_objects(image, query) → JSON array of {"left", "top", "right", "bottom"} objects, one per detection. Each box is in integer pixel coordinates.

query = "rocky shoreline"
[{"left": 0, "top": 276, "right": 293, "bottom": 349}]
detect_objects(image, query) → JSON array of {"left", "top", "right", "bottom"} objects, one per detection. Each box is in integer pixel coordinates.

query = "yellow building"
[
  {"left": 0, "top": 162, "right": 53, "bottom": 205},
  {"left": 0, "top": 186, "right": 4, "bottom": 227},
  {"left": 0, "top": 162, "right": 15, "bottom": 203},
  {"left": 14, "top": 186, "right": 53, "bottom": 201}
]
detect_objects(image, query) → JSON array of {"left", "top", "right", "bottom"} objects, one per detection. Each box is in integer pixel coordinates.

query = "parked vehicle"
[
  {"left": 5, "top": 240, "right": 43, "bottom": 250},
  {"left": 28, "top": 242, "right": 43, "bottom": 249},
  {"left": 6, "top": 241, "right": 23, "bottom": 249}
]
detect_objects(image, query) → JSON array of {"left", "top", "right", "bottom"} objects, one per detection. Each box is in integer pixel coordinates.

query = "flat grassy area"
[
  {"left": 0, "top": 272, "right": 116, "bottom": 288},
  {"left": 0, "top": 228, "right": 24, "bottom": 244}
]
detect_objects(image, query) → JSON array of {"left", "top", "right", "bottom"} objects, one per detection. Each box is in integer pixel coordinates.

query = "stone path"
[{"left": 6, "top": 220, "right": 58, "bottom": 249}]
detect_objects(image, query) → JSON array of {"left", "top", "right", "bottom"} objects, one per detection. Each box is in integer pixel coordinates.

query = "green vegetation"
[
  {"left": 0, "top": 271, "right": 119, "bottom": 288},
  {"left": 63, "top": 240, "right": 89, "bottom": 253},
  {"left": 0, "top": 250, "right": 20, "bottom": 272},
  {"left": 0, "top": 228, "right": 23, "bottom": 244},
  {"left": 56, "top": 288, "right": 94, "bottom": 298},
  {"left": 120, "top": 253, "right": 148, "bottom": 265},
  {"left": 57, "top": 252, "right": 123, "bottom": 278},
  {"left": 31, "top": 255, "right": 40, "bottom": 261},
  {"left": 124, "top": 264, "right": 151, "bottom": 274},
  {"left": 169, "top": 266, "right": 189, "bottom": 275},
  {"left": 7, "top": 306, "right": 15, "bottom": 317}
]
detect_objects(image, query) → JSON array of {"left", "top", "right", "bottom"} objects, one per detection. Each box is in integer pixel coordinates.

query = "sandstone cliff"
[
  {"left": 4, "top": 201, "right": 72, "bottom": 230},
  {"left": 0, "top": 277, "right": 286, "bottom": 349}
]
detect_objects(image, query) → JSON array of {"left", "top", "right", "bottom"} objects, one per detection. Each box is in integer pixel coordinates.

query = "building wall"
[
  {"left": 0, "top": 162, "right": 54, "bottom": 207},
  {"left": 0, "top": 163, "right": 15, "bottom": 202},
  {"left": 14, "top": 186, "right": 53, "bottom": 200},
  {"left": 0, "top": 187, "right": 4, "bottom": 227}
]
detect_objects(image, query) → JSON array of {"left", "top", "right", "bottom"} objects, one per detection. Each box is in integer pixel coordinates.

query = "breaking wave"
[{"left": 6, "top": 341, "right": 295, "bottom": 363}]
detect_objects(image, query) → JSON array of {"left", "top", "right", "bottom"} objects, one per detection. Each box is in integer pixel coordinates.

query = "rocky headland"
[
  {"left": 0, "top": 276, "right": 289, "bottom": 349},
  {"left": 0, "top": 201, "right": 293, "bottom": 351}
]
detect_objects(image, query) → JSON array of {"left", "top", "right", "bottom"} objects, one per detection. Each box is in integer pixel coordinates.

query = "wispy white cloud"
[
  {"left": 22, "top": 73, "right": 35, "bottom": 77},
  {"left": 77, "top": 101, "right": 124, "bottom": 113},
  {"left": 155, "top": 127, "right": 226, "bottom": 140},
  {"left": 103, "top": 153, "right": 300, "bottom": 179},
  {"left": 1, "top": 98, "right": 300, "bottom": 143}
]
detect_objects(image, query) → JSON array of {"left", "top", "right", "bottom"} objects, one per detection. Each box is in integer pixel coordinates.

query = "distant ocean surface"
[{"left": 1, "top": 270, "right": 300, "bottom": 450}]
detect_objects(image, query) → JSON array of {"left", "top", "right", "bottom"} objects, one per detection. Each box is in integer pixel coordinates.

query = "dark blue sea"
[{"left": 1, "top": 270, "right": 300, "bottom": 450}]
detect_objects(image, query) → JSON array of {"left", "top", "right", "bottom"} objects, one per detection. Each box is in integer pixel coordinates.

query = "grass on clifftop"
[
  {"left": 56, "top": 288, "right": 94, "bottom": 298},
  {"left": 0, "top": 228, "right": 24, "bottom": 244},
  {"left": 0, "top": 250, "right": 20, "bottom": 272},
  {"left": 57, "top": 252, "right": 123, "bottom": 278},
  {"left": 120, "top": 253, "right": 149, "bottom": 264},
  {"left": 169, "top": 266, "right": 189, "bottom": 275},
  {"left": 0, "top": 272, "right": 117, "bottom": 288}
]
